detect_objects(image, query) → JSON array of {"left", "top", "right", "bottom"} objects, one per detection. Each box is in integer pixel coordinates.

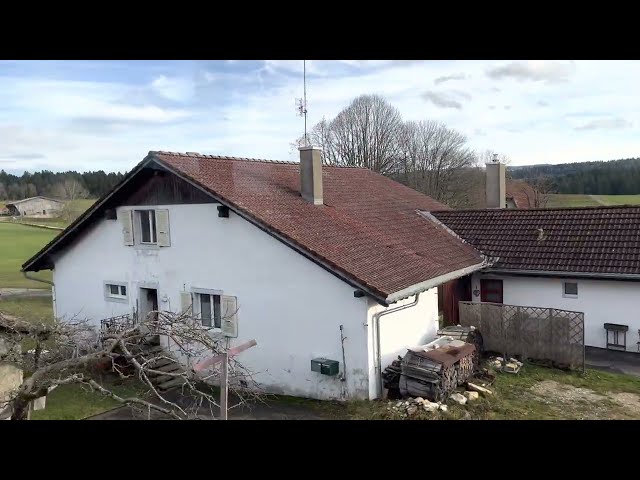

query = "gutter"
[
  {"left": 371, "top": 293, "right": 420, "bottom": 399},
  {"left": 385, "top": 260, "right": 490, "bottom": 304},
  {"left": 23, "top": 272, "right": 57, "bottom": 319},
  {"left": 485, "top": 268, "right": 640, "bottom": 281}
]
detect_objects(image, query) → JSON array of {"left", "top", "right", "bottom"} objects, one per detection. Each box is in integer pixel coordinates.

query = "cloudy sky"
[{"left": 1, "top": 60, "right": 639, "bottom": 174}]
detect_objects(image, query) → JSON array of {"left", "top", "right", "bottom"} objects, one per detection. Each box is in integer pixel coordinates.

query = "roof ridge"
[
  {"left": 431, "top": 204, "right": 640, "bottom": 213},
  {"left": 150, "top": 150, "right": 366, "bottom": 168}
]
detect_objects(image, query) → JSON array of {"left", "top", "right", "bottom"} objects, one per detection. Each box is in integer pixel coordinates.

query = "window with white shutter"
[
  {"left": 221, "top": 295, "right": 238, "bottom": 338},
  {"left": 120, "top": 210, "right": 134, "bottom": 246},
  {"left": 180, "top": 292, "right": 193, "bottom": 314},
  {"left": 156, "top": 209, "right": 171, "bottom": 247}
]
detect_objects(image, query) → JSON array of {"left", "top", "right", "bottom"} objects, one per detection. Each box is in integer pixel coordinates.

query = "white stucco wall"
[
  {"left": 471, "top": 273, "right": 640, "bottom": 351},
  {"left": 52, "top": 203, "right": 374, "bottom": 400},
  {"left": 366, "top": 288, "right": 440, "bottom": 399}
]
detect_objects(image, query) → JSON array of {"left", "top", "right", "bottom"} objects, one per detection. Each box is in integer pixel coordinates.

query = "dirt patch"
[
  {"left": 610, "top": 392, "right": 640, "bottom": 416},
  {"left": 530, "top": 380, "right": 640, "bottom": 419},
  {"left": 531, "top": 380, "right": 606, "bottom": 403}
]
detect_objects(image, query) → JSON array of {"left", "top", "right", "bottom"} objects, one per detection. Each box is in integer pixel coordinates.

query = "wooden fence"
[{"left": 458, "top": 301, "right": 585, "bottom": 372}]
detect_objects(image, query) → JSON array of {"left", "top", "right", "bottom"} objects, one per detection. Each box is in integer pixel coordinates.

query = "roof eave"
[
  {"left": 385, "top": 259, "right": 490, "bottom": 304},
  {"left": 21, "top": 155, "right": 157, "bottom": 272},
  {"left": 485, "top": 268, "right": 640, "bottom": 281}
]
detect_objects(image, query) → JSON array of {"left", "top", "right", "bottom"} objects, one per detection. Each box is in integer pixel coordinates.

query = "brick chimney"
[
  {"left": 299, "top": 146, "right": 323, "bottom": 205},
  {"left": 485, "top": 155, "right": 506, "bottom": 209}
]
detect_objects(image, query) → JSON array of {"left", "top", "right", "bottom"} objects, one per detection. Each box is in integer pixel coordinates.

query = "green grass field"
[
  {"left": 0, "top": 223, "right": 58, "bottom": 288},
  {"left": 547, "top": 194, "right": 640, "bottom": 208}
]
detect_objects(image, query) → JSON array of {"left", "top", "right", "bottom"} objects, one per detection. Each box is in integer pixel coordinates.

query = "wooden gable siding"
[{"left": 122, "top": 169, "right": 215, "bottom": 206}]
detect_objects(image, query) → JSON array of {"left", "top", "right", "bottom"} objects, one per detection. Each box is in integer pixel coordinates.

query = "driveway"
[
  {"left": 0, "top": 288, "right": 51, "bottom": 298},
  {"left": 585, "top": 346, "right": 640, "bottom": 377}
]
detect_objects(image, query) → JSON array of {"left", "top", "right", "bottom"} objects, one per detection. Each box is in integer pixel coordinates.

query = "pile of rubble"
[
  {"left": 387, "top": 380, "right": 494, "bottom": 416},
  {"left": 489, "top": 356, "right": 524, "bottom": 374}
]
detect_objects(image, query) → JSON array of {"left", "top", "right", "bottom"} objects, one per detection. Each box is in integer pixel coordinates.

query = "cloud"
[
  {"left": 574, "top": 117, "right": 632, "bottom": 131},
  {"left": 151, "top": 75, "right": 195, "bottom": 102},
  {"left": 422, "top": 90, "right": 471, "bottom": 109},
  {"left": 486, "top": 61, "right": 576, "bottom": 83},
  {"left": 434, "top": 73, "right": 467, "bottom": 85},
  {"left": 0, "top": 153, "right": 45, "bottom": 160}
]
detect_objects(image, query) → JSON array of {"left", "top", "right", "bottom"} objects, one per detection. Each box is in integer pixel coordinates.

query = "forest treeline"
[
  {"left": 510, "top": 157, "right": 640, "bottom": 195},
  {"left": 0, "top": 170, "right": 125, "bottom": 201}
]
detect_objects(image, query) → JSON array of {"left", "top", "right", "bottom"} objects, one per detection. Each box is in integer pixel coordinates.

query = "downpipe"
[
  {"left": 22, "top": 272, "right": 56, "bottom": 319},
  {"left": 372, "top": 293, "right": 420, "bottom": 399}
]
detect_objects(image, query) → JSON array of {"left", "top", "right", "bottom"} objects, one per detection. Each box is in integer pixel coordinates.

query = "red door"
[{"left": 480, "top": 279, "right": 503, "bottom": 304}]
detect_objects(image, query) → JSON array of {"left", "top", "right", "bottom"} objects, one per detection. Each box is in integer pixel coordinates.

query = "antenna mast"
[{"left": 296, "top": 60, "right": 309, "bottom": 146}]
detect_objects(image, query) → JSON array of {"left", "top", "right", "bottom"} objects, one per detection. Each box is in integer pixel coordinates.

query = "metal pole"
[
  {"left": 220, "top": 352, "right": 228, "bottom": 420},
  {"left": 303, "top": 59, "right": 308, "bottom": 145}
]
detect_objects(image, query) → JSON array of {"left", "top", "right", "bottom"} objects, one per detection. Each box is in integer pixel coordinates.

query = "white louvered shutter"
[
  {"left": 221, "top": 295, "right": 238, "bottom": 337},
  {"left": 180, "top": 292, "right": 193, "bottom": 314},
  {"left": 156, "top": 209, "right": 171, "bottom": 247},
  {"left": 120, "top": 210, "right": 134, "bottom": 246}
]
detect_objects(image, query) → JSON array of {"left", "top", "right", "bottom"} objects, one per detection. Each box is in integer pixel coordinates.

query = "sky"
[{"left": 2, "top": 59, "right": 640, "bottom": 174}]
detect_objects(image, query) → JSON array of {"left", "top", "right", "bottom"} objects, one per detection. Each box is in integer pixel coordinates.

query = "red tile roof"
[
  {"left": 22, "top": 151, "right": 485, "bottom": 304},
  {"left": 506, "top": 180, "right": 536, "bottom": 209},
  {"left": 431, "top": 206, "right": 640, "bottom": 276},
  {"left": 153, "top": 152, "right": 485, "bottom": 301}
]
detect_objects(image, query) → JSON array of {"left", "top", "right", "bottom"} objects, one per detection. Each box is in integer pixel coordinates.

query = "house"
[
  {"left": 431, "top": 160, "right": 640, "bottom": 354},
  {"left": 6, "top": 196, "right": 65, "bottom": 218},
  {"left": 21, "top": 148, "right": 488, "bottom": 401},
  {"left": 506, "top": 180, "right": 537, "bottom": 209}
]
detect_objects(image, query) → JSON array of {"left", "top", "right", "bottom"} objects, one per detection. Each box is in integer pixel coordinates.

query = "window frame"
[
  {"left": 191, "top": 288, "right": 223, "bottom": 330},
  {"left": 563, "top": 281, "right": 578, "bottom": 298},
  {"left": 480, "top": 279, "right": 503, "bottom": 304},
  {"left": 135, "top": 209, "right": 158, "bottom": 245},
  {"left": 104, "top": 281, "right": 129, "bottom": 304}
]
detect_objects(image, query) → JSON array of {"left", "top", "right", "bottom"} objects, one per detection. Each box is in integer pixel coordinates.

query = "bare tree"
[
  {"left": 525, "top": 176, "right": 554, "bottom": 208},
  {"left": 396, "top": 121, "right": 478, "bottom": 205},
  {"left": 62, "top": 178, "right": 89, "bottom": 200},
  {"left": 0, "top": 309, "right": 261, "bottom": 420},
  {"left": 293, "top": 95, "right": 404, "bottom": 175}
]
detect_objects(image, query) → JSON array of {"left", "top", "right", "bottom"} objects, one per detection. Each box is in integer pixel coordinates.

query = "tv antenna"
[{"left": 296, "top": 60, "right": 309, "bottom": 146}]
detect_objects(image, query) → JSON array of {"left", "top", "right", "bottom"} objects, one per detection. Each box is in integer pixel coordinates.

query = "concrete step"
[{"left": 157, "top": 377, "right": 188, "bottom": 391}]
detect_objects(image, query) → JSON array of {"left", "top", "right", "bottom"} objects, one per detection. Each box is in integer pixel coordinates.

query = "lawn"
[
  {"left": 318, "top": 362, "right": 640, "bottom": 420},
  {"left": 31, "top": 377, "right": 148, "bottom": 420},
  {"left": 547, "top": 194, "right": 640, "bottom": 208},
  {"left": 0, "top": 296, "right": 54, "bottom": 324},
  {"left": 0, "top": 223, "right": 58, "bottom": 288},
  {"left": 594, "top": 194, "right": 640, "bottom": 206}
]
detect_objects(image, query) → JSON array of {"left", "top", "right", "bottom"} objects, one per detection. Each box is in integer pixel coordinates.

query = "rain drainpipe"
[
  {"left": 372, "top": 292, "right": 420, "bottom": 399},
  {"left": 22, "top": 272, "right": 56, "bottom": 319}
]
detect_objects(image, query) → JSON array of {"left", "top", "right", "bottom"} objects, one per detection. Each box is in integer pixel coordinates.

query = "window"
[
  {"left": 563, "top": 281, "right": 578, "bottom": 297},
  {"left": 136, "top": 210, "right": 157, "bottom": 244},
  {"left": 105, "top": 282, "right": 128, "bottom": 303},
  {"left": 195, "top": 293, "right": 221, "bottom": 329},
  {"left": 480, "top": 279, "right": 503, "bottom": 304}
]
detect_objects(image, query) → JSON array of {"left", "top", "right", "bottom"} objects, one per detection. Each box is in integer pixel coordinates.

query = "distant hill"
[{"left": 509, "top": 157, "right": 640, "bottom": 195}]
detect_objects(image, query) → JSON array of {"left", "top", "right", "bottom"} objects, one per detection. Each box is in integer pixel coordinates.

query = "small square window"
[
  {"left": 105, "top": 282, "right": 128, "bottom": 302},
  {"left": 563, "top": 282, "right": 578, "bottom": 297}
]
